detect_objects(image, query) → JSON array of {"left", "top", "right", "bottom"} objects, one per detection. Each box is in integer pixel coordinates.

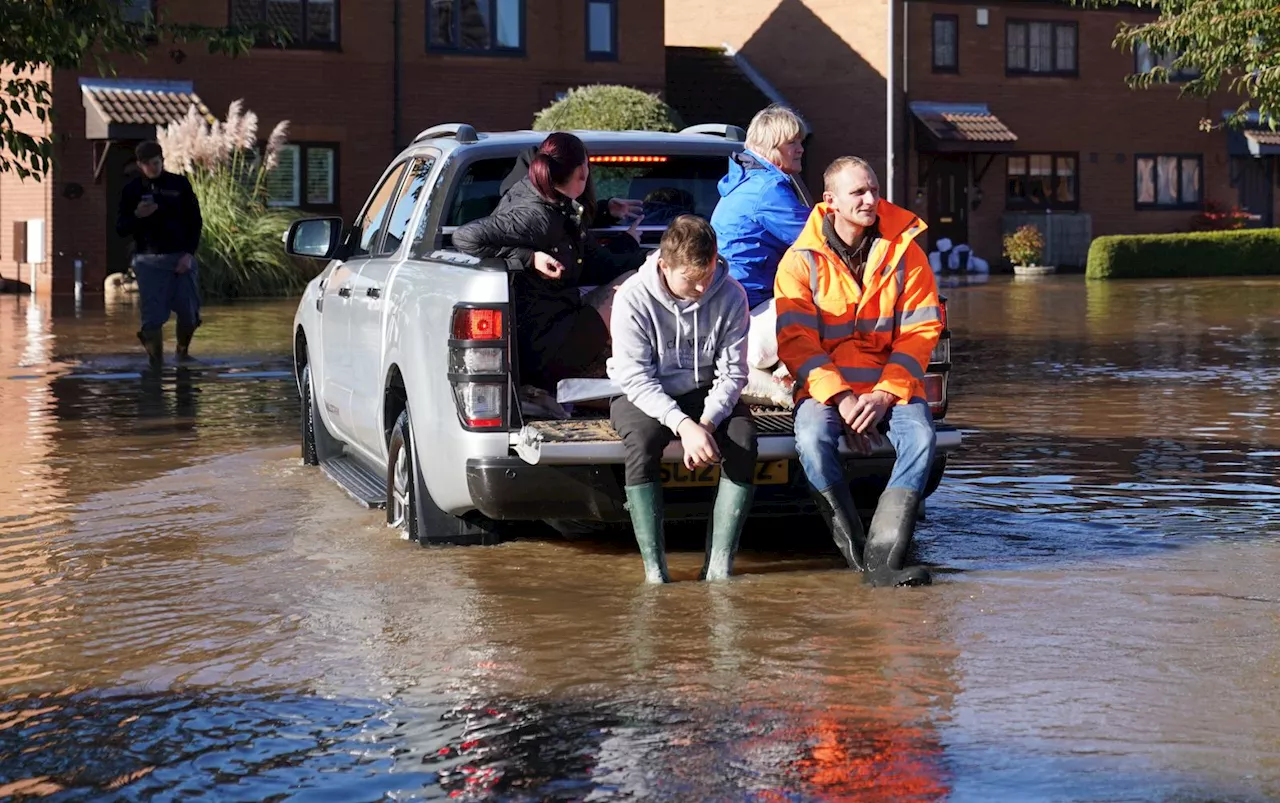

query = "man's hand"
[
  {"left": 678, "top": 418, "right": 720, "bottom": 471},
  {"left": 135, "top": 200, "right": 158, "bottom": 218},
  {"left": 175, "top": 254, "right": 194, "bottom": 275},
  {"left": 835, "top": 391, "right": 860, "bottom": 429},
  {"left": 608, "top": 197, "right": 643, "bottom": 223},
  {"left": 848, "top": 390, "right": 896, "bottom": 434}
]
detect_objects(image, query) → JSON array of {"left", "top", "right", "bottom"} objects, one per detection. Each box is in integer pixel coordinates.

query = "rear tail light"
[
  {"left": 929, "top": 337, "right": 950, "bottom": 365},
  {"left": 449, "top": 305, "right": 508, "bottom": 430},
  {"left": 923, "top": 373, "right": 948, "bottom": 420}
]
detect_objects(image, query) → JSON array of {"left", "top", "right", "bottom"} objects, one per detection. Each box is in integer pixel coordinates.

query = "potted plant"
[{"left": 1003, "top": 224, "right": 1054, "bottom": 275}]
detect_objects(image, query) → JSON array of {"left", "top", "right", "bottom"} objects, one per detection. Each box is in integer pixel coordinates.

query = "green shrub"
[
  {"left": 157, "top": 101, "right": 315, "bottom": 299},
  {"left": 1085, "top": 229, "right": 1280, "bottom": 280},
  {"left": 533, "top": 85, "right": 684, "bottom": 133}
]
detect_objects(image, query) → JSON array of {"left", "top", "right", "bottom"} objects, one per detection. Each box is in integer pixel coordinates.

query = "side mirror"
[{"left": 285, "top": 217, "right": 345, "bottom": 260}]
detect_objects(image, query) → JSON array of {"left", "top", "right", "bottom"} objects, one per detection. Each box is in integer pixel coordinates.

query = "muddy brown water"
[{"left": 1, "top": 276, "right": 1278, "bottom": 801}]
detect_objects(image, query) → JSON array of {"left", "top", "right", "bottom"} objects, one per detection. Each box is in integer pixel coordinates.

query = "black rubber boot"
[
  {"left": 624, "top": 483, "right": 670, "bottom": 584},
  {"left": 864, "top": 488, "right": 932, "bottom": 587},
  {"left": 175, "top": 321, "right": 197, "bottom": 362},
  {"left": 699, "top": 476, "right": 754, "bottom": 581},
  {"left": 813, "top": 482, "right": 868, "bottom": 572},
  {"left": 137, "top": 328, "right": 163, "bottom": 370}
]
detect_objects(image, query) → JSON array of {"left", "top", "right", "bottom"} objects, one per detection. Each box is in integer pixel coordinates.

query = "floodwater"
[{"left": 1, "top": 276, "right": 1278, "bottom": 802}]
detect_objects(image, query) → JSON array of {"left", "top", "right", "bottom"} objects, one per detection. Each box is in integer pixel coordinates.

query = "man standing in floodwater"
[{"left": 116, "top": 140, "right": 203, "bottom": 369}]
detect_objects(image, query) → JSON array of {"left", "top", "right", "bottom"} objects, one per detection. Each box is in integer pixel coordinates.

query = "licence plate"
[{"left": 659, "top": 460, "right": 789, "bottom": 488}]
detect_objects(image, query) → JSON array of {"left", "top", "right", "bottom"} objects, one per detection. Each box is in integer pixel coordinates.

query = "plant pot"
[{"left": 1013, "top": 264, "right": 1056, "bottom": 276}]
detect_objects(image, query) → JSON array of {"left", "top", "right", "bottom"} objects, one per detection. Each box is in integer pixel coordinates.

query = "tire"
[
  {"left": 386, "top": 409, "right": 507, "bottom": 547},
  {"left": 300, "top": 364, "right": 320, "bottom": 466}
]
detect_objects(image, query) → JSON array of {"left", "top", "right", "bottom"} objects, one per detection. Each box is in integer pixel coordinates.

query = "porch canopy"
[
  {"left": 79, "top": 78, "right": 214, "bottom": 181},
  {"left": 1225, "top": 112, "right": 1280, "bottom": 157},
  {"left": 910, "top": 101, "right": 1018, "bottom": 153}
]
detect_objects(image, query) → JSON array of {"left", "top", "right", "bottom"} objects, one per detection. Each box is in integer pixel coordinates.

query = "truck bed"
[{"left": 512, "top": 408, "right": 962, "bottom": 466}]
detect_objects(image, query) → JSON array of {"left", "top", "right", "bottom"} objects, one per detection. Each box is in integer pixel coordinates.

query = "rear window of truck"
[{"left": 443, "top": 154, "right": 731, "bottom": 229}]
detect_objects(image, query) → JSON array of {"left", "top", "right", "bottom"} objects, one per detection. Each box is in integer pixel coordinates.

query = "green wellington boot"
[
  {"left": 624, "top": 483, "right": 670, "bottom": 584},
  {"left": 863, "top": 488, "right": 932, "bottom": 587},
  {"left": 699, "top": 476, "right": 755, "bottom": 581},
  {"left": 137, "top": 328, "right": 163, "bottom": 371}
]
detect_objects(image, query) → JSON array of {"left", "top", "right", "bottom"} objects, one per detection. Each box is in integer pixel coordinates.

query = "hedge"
[
  {"left": 1086, "top": 229, "right": 1280, "bottom": 280},
  {"left": 533, "top": 85, "right": 684, "bottom": 133}
]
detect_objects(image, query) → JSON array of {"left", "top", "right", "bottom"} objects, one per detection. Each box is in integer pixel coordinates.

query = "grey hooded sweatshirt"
[{"left": 606, "top": 249, "right": 750, "bottom": 434}]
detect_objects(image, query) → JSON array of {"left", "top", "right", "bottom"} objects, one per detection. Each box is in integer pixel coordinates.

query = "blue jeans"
[
  {"left": 133, "top": 253, "right": 201, "bottom": 332},
  {"left": 793, "top": 397, "right": 937, "bottom": 494}
]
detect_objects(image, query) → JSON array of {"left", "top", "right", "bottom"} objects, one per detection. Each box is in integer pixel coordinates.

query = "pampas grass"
[{"left": 157, "top": 101, "right": 316, "bottom": 299}]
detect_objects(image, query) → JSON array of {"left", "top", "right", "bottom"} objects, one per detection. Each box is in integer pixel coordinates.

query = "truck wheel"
[
  {"left": 386, "top": 410, "right": 506, "bottom": 547},
  {"left": 300, "top": 364, "right": 320, "bottom": 466}
]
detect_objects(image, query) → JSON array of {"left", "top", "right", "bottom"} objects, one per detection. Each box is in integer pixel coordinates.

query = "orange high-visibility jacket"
[{"left": 775, "top": 199, "right": 943, "bottom": 406}]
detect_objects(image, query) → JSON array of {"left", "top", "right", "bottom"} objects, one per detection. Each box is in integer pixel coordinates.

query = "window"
[
  {"left": 264, "top": 144, "right": 338, "bottom": 209},
  {"left": 1007, "top": 20, "right": 1077, "bottom": 75},
  {"left": 1136, "top": 42, "right": 1200, "bottom": 80},
  {"left": 348, "top": 163, "right": 410, "bottom": 259},
  {"left": 231, "top": 0, "right": 338, "bottom": 48},
  {"left": 1135, "top": 154, "right": 1202, "bottom": 209},
  {"left": 932, "top": 14, "right": 958, "bottom": 72},
  {"left": 586, "top": 0, "right": 617, "bottom": 61},
  {"left": 117, "top": 0, "right": 154, "bottom": 24},
  {"left": 1006, "top": 153, "right": 1078, "bottom": 210},
  {"left": 429, "top": 0, "right": 524, "bottom": 54},
  {"left": 381, "top": 157, "right": 437, "bottom": 256}
]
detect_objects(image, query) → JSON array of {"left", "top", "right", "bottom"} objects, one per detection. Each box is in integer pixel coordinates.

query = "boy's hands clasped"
[{"left": 677, "top": 418, "right": 721, "bottom": 471}]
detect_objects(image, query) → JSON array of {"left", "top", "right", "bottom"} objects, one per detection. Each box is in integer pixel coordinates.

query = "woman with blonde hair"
[{"left": 710, "top": 104, "right": 811, "bottom": 371}]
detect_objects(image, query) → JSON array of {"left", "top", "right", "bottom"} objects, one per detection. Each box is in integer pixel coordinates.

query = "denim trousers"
[
  {"left": 793, "top": 397, "right": 936, "bottom": 493},
  {"left": 133, "top": 253, "right": 201, "bottom": 332}
]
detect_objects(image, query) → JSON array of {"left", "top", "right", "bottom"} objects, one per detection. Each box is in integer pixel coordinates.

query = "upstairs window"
[
  {"left": 932, "top": 14, "right": 958, "bottom": 72},
  {"left": 586, "top": 0, "right": 617, "bottom": 61},
  {"left": 231, "top": 0, "right": 339, "bottom": 48},
  {"left": 429, "top": 0, "right": 524, "bottom": 54},
  {"left": 1007, "top": 20, "right": 1077, "bottom": 76}
]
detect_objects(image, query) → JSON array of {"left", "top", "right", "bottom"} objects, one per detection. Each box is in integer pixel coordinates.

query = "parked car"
[{"left": 288, "top": 122, "right": 960, "bottom": 545}]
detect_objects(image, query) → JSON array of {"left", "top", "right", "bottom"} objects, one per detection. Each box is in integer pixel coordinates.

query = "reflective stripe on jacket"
[{"left": 774, "top": 199, "right": 943, "bottom": 406}]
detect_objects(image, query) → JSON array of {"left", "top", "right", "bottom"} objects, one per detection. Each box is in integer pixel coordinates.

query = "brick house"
[
  {"left": 667, "top": 0, "right": 1279, "bottom": 268},
  {"left": 1, "top": 0, "right": 665, "bottom": 309}
]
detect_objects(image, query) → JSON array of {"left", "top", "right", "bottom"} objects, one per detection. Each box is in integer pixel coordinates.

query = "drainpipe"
[
  {"left": 392, "top": 0, "right": 403, "bottom": 154},
  {"left": 886, "top": 0, "right": 898, "bottom": 203}
]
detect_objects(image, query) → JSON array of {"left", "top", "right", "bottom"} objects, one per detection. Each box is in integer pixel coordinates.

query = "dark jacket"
[
  {"left": 452, "top": 177, "right": 645, "bottom": 387},
  {"left": 116, "top": 171, "right": 203, "bottom": 256}
]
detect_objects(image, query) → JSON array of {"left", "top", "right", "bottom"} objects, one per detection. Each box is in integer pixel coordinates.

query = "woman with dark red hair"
[{"left": 454, "top": 132, "right": 645, "bottom": 392}]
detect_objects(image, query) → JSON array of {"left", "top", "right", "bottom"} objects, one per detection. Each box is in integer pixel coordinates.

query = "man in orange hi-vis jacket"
[{"left": 775, "top": 156, "right": 943, "bottom": 587}]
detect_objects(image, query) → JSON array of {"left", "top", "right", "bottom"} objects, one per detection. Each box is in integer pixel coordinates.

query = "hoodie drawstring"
[{"left": 693, "top": 307, "right": 700, "bottom": 386}]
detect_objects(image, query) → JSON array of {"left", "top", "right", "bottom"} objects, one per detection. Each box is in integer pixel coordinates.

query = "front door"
[
  {"left": 926, "top": 155, "right": 969, "bottom": 249},
  {"left": 104, "top": 143, "right": 141, "bottom": 278},
  {"left": 1232, "top": 157, "right": 1274, "bottom": 228}
]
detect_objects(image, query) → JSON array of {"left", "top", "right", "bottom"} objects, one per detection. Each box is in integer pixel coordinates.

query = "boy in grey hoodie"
[{"left": 607, "top": 215, "right": 758, "bottom": 583}]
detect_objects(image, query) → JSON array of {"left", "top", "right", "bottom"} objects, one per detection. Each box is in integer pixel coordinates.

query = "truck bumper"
[{"left": 466, "top": 425, "right": 957, "bottom": 522}]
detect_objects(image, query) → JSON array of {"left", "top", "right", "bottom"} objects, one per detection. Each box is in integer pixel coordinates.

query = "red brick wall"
[
  {"left": 907, "top": 2, "right": 1244, "bottom": 264},
  {"left": 0, "top": 66, "right": 54, "bottom": 293},
  {"left": 46, "top": 0, "right": 665, "bottom": 307}
]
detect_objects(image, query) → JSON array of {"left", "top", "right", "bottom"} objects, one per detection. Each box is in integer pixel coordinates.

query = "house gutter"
[
  {"left": 887, "top": 0, "right": 898, "bottom": 203},
  {"left": 392, "top": 0, "right": 403, "bottom": 154}
]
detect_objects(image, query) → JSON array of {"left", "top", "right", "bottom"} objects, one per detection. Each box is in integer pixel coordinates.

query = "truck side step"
[{"left": 321, "top": 455, "right": 387, "bottom": 509}]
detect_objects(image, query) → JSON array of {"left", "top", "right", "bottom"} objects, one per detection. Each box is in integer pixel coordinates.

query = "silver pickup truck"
[{"left": 287, "top": 122, "right": 960, "bottom": 545}]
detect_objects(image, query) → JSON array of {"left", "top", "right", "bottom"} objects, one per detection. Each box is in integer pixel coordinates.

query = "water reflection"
[{"left": 0, "top": 278, "right": 1278, "bottom": 800}]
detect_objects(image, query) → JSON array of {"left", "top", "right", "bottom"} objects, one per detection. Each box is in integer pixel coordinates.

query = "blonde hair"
[
  {"left": 746, "top": 104, "right": 807, "bottom": 167},
  {"left": 823, "top": 155, "right": 877, "bottom": 193},
  {"left": 660, "top": 215, "right": 718, "bottom": 278}
]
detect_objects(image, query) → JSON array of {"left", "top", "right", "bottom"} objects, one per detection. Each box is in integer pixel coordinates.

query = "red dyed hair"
[{"left": 528, "top": 132, "right": 588, "bottom": 202}]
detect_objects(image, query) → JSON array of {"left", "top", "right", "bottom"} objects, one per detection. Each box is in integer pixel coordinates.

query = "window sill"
[
  {"left": 1005, "top": 205, "right": 1081, "bottom": 213},
  {"left": 586, "top": 52, "right": 618, "bottom": 62},
  {"left": 426, "top": 47, "right": 527, "bottom": 59},
  {"left": 1005, "top": 70, "right": 1079, "bottom": 78},
  {"left": 931, "top": 65, "right": 959, "bottom": 74},
  {"left": 253, "top": 42, "right": 343, "bottom": 53},
  {"left": 1135, "top": 204, "right": 1201, "bottom": 212}
]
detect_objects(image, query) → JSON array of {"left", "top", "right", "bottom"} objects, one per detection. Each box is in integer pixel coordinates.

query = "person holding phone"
[{"left": 116, "top": 140, "right": 203, "bottom": 369}]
